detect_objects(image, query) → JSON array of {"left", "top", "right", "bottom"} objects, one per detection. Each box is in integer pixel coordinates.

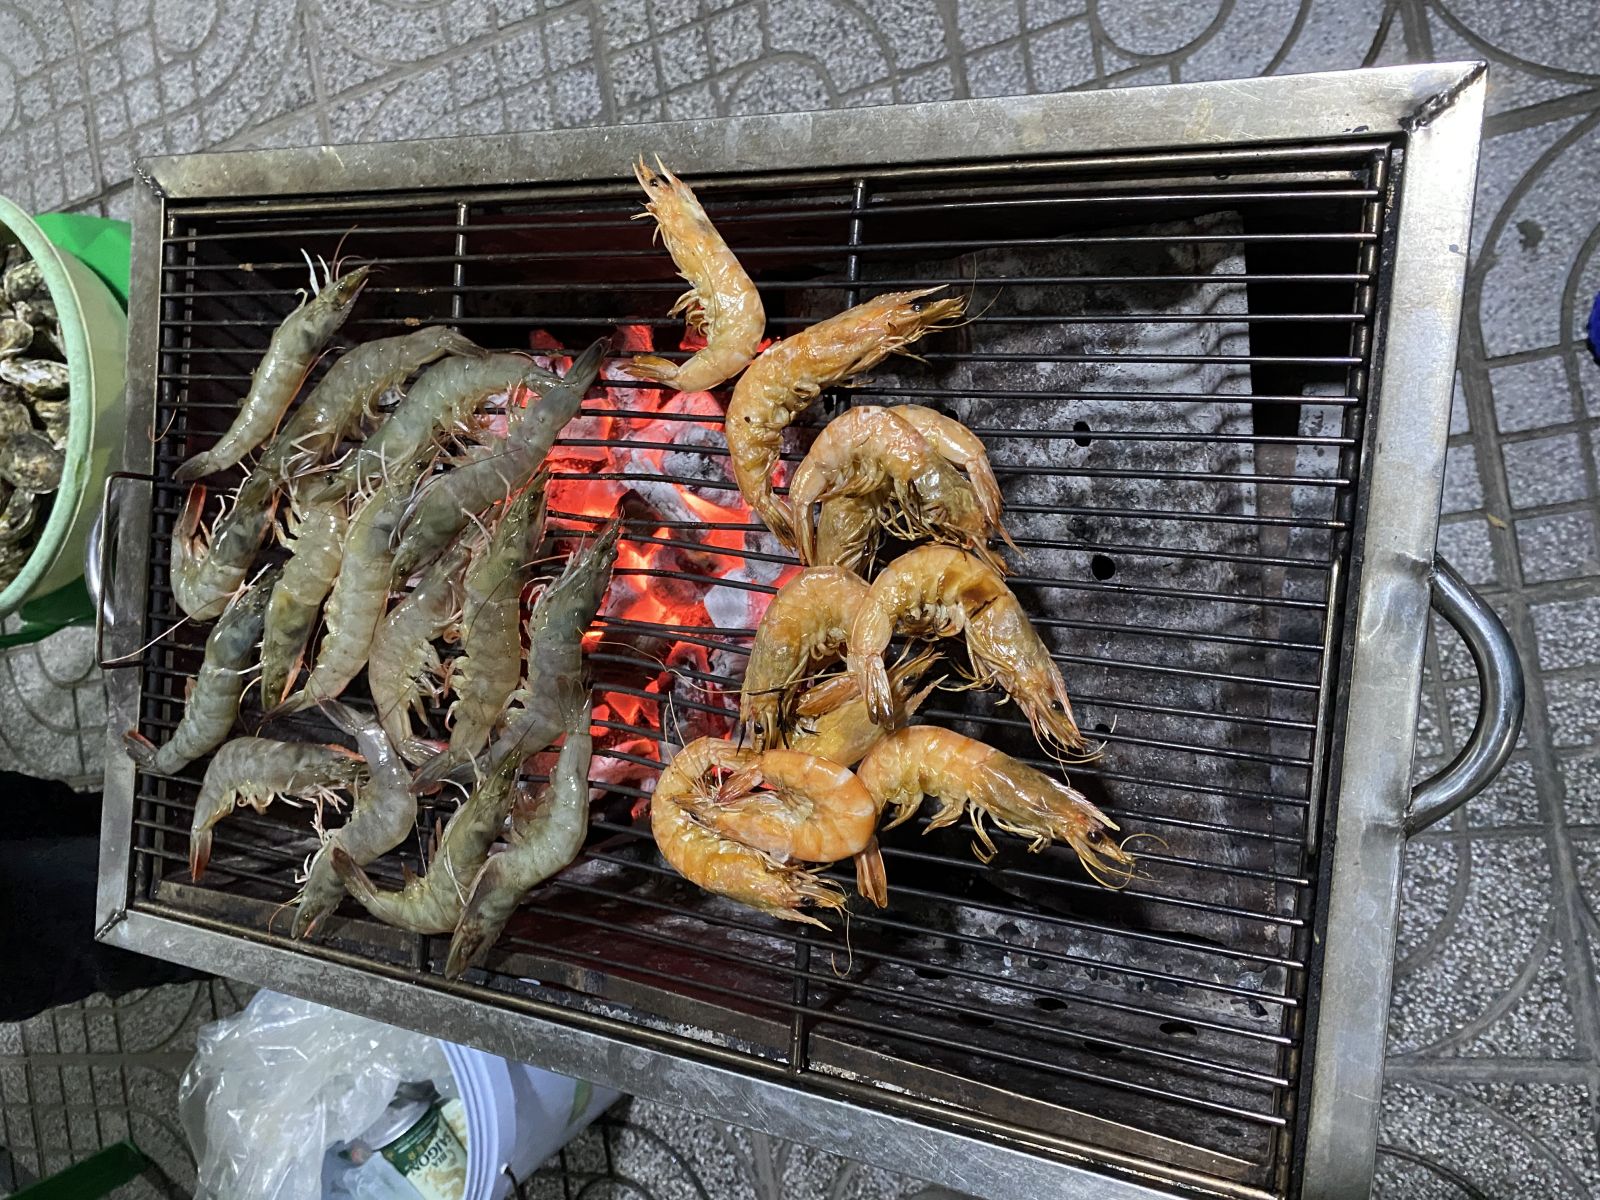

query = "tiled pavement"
[{"left": 0, "top": 1, "right": 1598, "bottom": 1196}]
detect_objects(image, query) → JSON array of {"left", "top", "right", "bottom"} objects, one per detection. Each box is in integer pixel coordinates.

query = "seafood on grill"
[
  {"left": 175, "top": 263, "right": 369, "bottom": 482},
  {"left": 847, "top": 544, "right": 1090, "bottom": 759},
  {"left": 294, "top": 701, "right": 420, "bottom": 938},
  {"left": 332, "top": 735, "right": 526, "bottom": 935},
  {"left": 858, "top": 726, "right": 1133, "bottom": 883},
  {"left": 788, "top": 405, "right": 1013, "bottom": 574},
  {"left": 124, "top": 568, "right": 279, "bottom": 776},
  {"left": 260, "top": 496, "right": 349, "bottom": 706},
  {"left": 726, "top": 286, "right": 965, "bottom": 545},
  {"left": 188, "top": 736, "right": 366, "bottom": 880},
  {"left": 444, "top": 696, "right": 594, "bottom": 979},
  {"left": 392, "top": 337, "right": 604, "bottom": 578},
  {"left": 366, "top": 539, "right": 471, "bottom": 765},
  {"left": 171, "top": 472, "right": 280, "bottom": 621},
  {"left": 669, "top": 740, "right": 888, "bottom": 906},
  {"left": 651, "top": 737, "right": 847, "bottom": 927},
  {"left": 476, "top": 519, "right": 619, "bottom": 776},
  {"left": 811, "top": 493, "right": 880, "bottom": 577},
  {"left": 410, "top": 480, "right": 548, "bottom": 787},
  {"left": 739, "top": 566, "right": 868, "bottom": 750},
  {"left": 256, "top": 326, "right": 483, "bottom": 482},
  {"left": 784, "top": 649, "right": 940, "bottom": 767},
  {"left": 624, "top": 157, "right": 765, "bottom": 392},
  {"left": 316, "top": 353, "right": 556, "bottom": 501},
  {"left": 277, "top": 477, "right": 412, "bottom": 712}
]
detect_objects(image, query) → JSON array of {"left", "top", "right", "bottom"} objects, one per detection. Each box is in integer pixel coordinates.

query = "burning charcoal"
[
  {"left": 0, "top": 429, "right": 62, "bottom": 492},
  {"left": 659, "top": 421, "right": 737, "bottom": 502},
  {"left": 0, "top": 356, "right": 67, "bottom": 398},
  {"left": 13, "top": 299, "right": 56, "bottom": 329},
  {"left": 3, "top": 259, "right": 44, "bottom": 304},
  {"left": 0, "top": 319, "right": 32, "bottom": 358}
]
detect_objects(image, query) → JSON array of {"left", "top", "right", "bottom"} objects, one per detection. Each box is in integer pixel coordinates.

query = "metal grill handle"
[
  {"left": 1406, "top": 555, "right": 1524, "bottom": 835},
  {"left": 92, "top": 471, "right": 152, "bottom": 670}
]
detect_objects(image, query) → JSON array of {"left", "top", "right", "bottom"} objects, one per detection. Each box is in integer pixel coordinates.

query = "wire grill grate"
[{"left": 123, "top": 141, "right": 1393, "bottom": 1198}]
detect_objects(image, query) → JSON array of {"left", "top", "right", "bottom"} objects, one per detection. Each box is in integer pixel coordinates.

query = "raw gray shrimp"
[
  {"left": 477, "top": 518, "right": 619, "bottom": 774},
  {"left": 293, "top": 701, "right": 421, "bottom": 938},
  {"left": 332, "top": 740, "right": 526, "bottom": 934},
  {"left": 124, "top": 568, "right": 280, "bottom": 776},
  {"left": 444, "top": 698, "right": 593, "bottom": 979},
  {"left": 623, "top": 158, "right": 764, "bottom": 393},
  {"left": 390, "top": 338, "right": 605, "bottom": 578},
  {"left": 366, "top": 540, "right": 470, "bottom": 765},
  {"left": 171, "top": 472, "right": 280, "bottom": 621},
  {"left": 259, "top": 497, "right": 349, "bottom": 706},
  {"left": 410, "top": 482, "right": 547, "bottom": 788},
  {"left": 189, "top": 737, "right": 365, "bottom": 880},
  {"left": 257, "top": 326, "right": 483, "bottom": 481},
  {"left": 175, "top": 263, "right": 369, "bottom": 482},
  {"left": 315, "top": 354, "right": 556, "bottom": 501},
  {"left": 277, "top": 476, "right": 412, "bottom": 712}
]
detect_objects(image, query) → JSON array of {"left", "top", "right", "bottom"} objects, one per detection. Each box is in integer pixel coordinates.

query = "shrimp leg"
[
  {"left": 444, "top": 698, "right": 593, "bottom": 979},
  {"left": 367, "top": 540, "right": 471, "bottom": 765},
  {"left": 176, "top": 265, "right": 369, "bottom": 482},
  {"left": 293, "top": 701, "right": 421, "bottom": 938}
]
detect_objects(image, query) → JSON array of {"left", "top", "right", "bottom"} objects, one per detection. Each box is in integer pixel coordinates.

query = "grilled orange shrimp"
[
  {"left": 170, "top": 472, "right": 280, "bottom": 621},
  {"left": 189, "top": 736, "right": 364, "bottom": 880},
  {"left": 785, "top": 649, "right": 940, "bottom": 767},
  {"left": 812, "top": 494, "right": 879, "bottom": 576},
  {"left": 788, "top": 406, "right": 1012, "bottom": 574},
  {"left": 738, "top": 566, "right": 867, "bottom": 749},
  {"left": 727, "top": 287, "right": 965, "bottom": 545},
  {"left": 176, "top": 264, "right": 369, "bottom": 482},
  {"left": 624, "top": 158, "right": 764, "bottom": 392},
  {"left": 651, "top": 738, "right": 846, "bottom": 927},
  {"left": 847, "top": 544, "right": 1089, "bottom": 758},
  {"left": 674, "top": 744, "right": 887, "bottom": 906},
  {"left": 858, "top": 727, "right": 1132, "bottom": 883}
]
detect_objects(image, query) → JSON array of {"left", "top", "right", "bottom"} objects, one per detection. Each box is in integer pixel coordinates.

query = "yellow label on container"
[{"left": 380, "top": 1102, "right": 470, "bottom": 1200}]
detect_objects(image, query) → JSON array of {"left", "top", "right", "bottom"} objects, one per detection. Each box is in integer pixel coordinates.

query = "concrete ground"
[{"left": 1, "top": 1, "right": 1598, "bottom": 1196}]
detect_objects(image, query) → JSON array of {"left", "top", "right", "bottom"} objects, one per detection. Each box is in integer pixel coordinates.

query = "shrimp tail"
[
  {"left": 189, "top": 829, "right": 213, "bottom": 880},
  {"left": 853, "top": 837, "right": 888, "bottom": 908},
  {"left": 328, "top": 846, "right": 381, "bottom": 905},
  {"left": 122, "top": 729, "right": 158, "bottom": 768},
  {"left": 411, "top": 747, "right": 472, "bottom": 793},
  {"left": 858, "top": 656, "right": 896, "bottom": 728},
  {"left": 622, "top": 354, "right": 679, "bottom": 384}
]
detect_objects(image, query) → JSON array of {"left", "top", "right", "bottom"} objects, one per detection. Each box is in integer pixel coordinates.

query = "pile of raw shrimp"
[{"left": 126, "top": 157, "right": 1136, "bottom": 980}]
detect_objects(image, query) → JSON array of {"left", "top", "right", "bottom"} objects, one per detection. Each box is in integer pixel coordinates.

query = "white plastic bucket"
[{"left": 439, "top": 1039, "right": 619, "bottom": 1198}]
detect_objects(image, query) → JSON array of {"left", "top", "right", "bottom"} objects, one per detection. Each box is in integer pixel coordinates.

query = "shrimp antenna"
[{"left": 99, "top": 611, "right": 197, "bottom": 667}]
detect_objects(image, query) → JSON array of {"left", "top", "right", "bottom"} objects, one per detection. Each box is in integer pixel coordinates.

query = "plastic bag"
[{"left": 179, "top": 990, "right": 452, "bottom": 1200}]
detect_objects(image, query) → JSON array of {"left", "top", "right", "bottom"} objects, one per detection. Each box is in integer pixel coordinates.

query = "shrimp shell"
[
  {"left": 787, "top": 406, "right": 1010, "bottom": 574},
  {"left": 176, "top": 266, "right": 369, "bottom": 482},
  {"left": 624, "top": 158, "right": 764, "bottom": 392},
  {"left": 123, "top": 568, "right": 280, "bottom": 776},
  {"left": 171, "top": 473, "right": 280, "bottom": 622},
  {"left": 317, "top": 354, "right": 556, "bottom": 501},
  {"left": 784, "top": 649, "right": 940, "bottom": 768},
  {"left": 391, "top": 337, "right": 603, "bottom": 579},
  {"left": 333, "top": 739, "right": 525, "bottom": 934},
  {"left": 673, "top": 745, "right": 887, "bottom": 906},
  {"left": 257, "top": 326, "right": 482, "bottom": 481},
  {"left": 847, "top": 544, "right": 1089, "bottom": 758},
  {"left": 858, "top": 726, "right": 1132, "bottom": 882},
  {"left": 651, "top": 737, "right": 846, "bottom": 928},
  {"left": 260, "top": 498, "right": 349, "bottom": 706},
  {"left": 367, "top": 540, "right": 470, "bottom": 765},
  {"left": 294, "top": 701, "right": 421, "bottom": 938},
  {"left": 738, "top": 566, "right": 867, "bottom": 750},
  {"left": 189, "top": 737, "right": 365, "bottom": 880},
  {"left": 726, "top": 287, "right": 964, "bottom": 545},
  {"left": 444, "top": 697, "right": 593, "bottom": 979},
  {"left": 279, "top": 478, "right": 410, "bottom": 712}
]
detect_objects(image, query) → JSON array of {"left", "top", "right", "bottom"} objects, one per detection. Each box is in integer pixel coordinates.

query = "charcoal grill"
[{"left": 95, "top": 63, "right": 1519, "bottom": 1199}]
